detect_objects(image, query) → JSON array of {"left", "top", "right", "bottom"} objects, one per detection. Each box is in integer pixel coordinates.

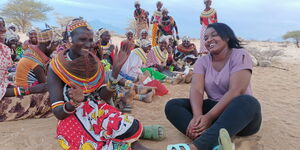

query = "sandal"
[
  {"left": 167, "top": 144, "right": 190, "bottom": 150},
  {"left": 141, "top": 125, "right": 165, "bottom": 141},
  {"left": 213, "top": 128, "right": 235, "bottom": 150}
]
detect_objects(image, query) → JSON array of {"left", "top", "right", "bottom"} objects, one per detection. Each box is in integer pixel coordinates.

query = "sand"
[{"left": 0, "top": 36, "right": 299, "bottom": 150}]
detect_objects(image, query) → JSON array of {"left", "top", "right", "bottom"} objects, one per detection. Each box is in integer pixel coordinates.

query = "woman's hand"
[
  {"left": 186, "top": 115, "right": 203, "bottom": 139},
  {"left": 68, "top": 83, "right": 84, "bottom": 103},
  {"left": 111, "top": 41, "right": 131, "bottom": 78},
  {"left": 193, "top": 114, "right": 214, "bottom": 135}
]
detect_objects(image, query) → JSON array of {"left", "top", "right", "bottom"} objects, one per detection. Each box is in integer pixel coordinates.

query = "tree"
[
  {"left": 283, "top": 30, "right": 300, "bottom": 48},
  {"left": 54, "top": 13, "right": 75, "bottom": 29},
  {"left": 0, "top": 0, "right": 53, "bottom": 32},
  {"left": 125, "top": 19, "right": 136, "bottom": 33}
]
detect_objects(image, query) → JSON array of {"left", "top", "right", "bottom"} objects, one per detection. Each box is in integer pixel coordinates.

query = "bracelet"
[
  {"left": 14, "top": 87, "right": 26, "bottom": 96},
  {"left": 63, "top": 103, "right": 76, "bottom": 114},
  {"left": 51, "top": 101, "right": 65, "bottom": 109}
]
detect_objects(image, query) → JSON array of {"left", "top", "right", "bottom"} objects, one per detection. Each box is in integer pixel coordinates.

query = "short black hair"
[{"left": 207, "top": 23, "right": 243, "bottom": 49}]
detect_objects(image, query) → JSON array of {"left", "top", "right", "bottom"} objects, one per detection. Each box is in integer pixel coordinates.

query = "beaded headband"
[{"left": 67, "top": 19, "right": 91, "bottom": 33}]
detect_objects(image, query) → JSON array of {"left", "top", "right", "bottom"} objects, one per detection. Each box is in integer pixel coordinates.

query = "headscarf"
[
  {"left": 26, "top": 27, "right": 38, "bottom": 36},
  {"left": 7, "top": 23, "right": 17, "bottom": 31},
  {"left": 134, "top": 1, "right": 140, "bottom": 6},
  {"left": 5, "top": 31, "right": 19, "bottom": 43},
  {"left": 158, "top": 35, "right": 168, "bottom": 43},
  {"left": 140, "top": 39, "right": 151, "bottom": 48},
  {"left": 140, "top": 29, "right": 148, "bottom": 36},
  {"left": 37, "top": 29, "right": 53, "bottom": 43},
  {"left": 96, "top": 28, "right": 109, "bottom": 40},
  {"left": 162, "top": 8, "right": 168, "bottom": 13},
  {"left": 182, "top": 36, "right": 191, "bottom": 42}
]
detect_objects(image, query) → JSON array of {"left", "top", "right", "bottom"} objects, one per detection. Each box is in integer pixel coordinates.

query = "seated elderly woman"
[
  {"left": 165, "top": 23, "right": 261, "bottom": 150},
  {"left": 175, "top": 36, "right": 198, "bottom": 64},
  {"left": 94, "top": 28, "right": 116, "bottom": 65},
  {"left": 0, "top": 17, "right": 51, "bottom": 122},
  {"left": 5, "top": 31, "right": 22, "bottom": 61},
  {"left": 135, "top": 29, "right": 149, "bottom": 48},
  {"left": 15, "top": 29, "right": 58, "bottom": 88},
  {"left": 143, "top": 36, "right": 184, "bottom": 84}
]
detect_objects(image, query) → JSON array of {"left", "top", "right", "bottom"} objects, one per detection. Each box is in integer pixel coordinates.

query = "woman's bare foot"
[
  {"left": 184, "top": 70, "right": 193, "bottom": 83},
  {"left": 132, "top": 141, "right": 150, "bottom": 150},
  {"left": 141, "top": 90, "right": 154, "bottom": 103}
]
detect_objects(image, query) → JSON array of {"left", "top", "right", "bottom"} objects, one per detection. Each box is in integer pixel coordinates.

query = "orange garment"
[{"left": 15, "top": 58, "right": 39, "bottom": 87}]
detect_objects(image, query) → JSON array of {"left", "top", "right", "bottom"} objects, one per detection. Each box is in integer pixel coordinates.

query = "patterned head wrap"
[
  {"left": 95, "top": 28, "right": 109, "bottom": 41},
  {"left": 26, "top": 27, "right": 38, "bottom": 36},
  {"left": 158, "top": 35, "right": 168, "bottom": 43},
  {"left": 140, "top": 29, "right": 148, "bottom": 36},
  {"left": 182, "top": 36, "right": 191, "bottom": 42},
  {"left": 140, "top": 39, "right": 151, "bottom": 47},
  {"left": 37, "top": 29, "right": 54, "bottom": 43},
  {"left": 66, "top": 18, "right": 92, "bottom": 38}
]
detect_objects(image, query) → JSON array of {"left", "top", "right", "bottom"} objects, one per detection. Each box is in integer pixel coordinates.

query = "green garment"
[
  {"left": 141, "top": 68, "right": 167, "bottom": 81},
  {"left": 101, "top": 59, "right": 111, "bottom": 71}
]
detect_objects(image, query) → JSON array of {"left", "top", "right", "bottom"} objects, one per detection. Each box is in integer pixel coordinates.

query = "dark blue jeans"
[{"left": 165, "top": 95, "right": 262, "bottom": 150}]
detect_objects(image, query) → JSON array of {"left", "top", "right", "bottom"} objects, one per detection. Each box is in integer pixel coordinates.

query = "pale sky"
[{"left": 0, "top": 0, "right": 300, "bottom": 41}]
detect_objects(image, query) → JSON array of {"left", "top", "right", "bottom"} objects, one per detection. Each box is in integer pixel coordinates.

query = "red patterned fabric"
[
  {"left": 145, "top": 80, "right": 168, "bottom": 96},
  {"left": 0, "top": 43, "right": 13, "bottom": 99}
]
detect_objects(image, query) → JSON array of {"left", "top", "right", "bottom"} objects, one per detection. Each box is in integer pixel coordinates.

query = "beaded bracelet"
[
  {"left": 51, "top": 101, "right": 65, "bottom": 109},
  {"left": 13, "top": 87, "right": 26, "bottom": 96},
  {"left": 63, "top": 103, "right": 76, "bottom": 114}
]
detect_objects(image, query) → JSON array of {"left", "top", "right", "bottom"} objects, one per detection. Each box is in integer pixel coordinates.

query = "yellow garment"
[{"left": 15, "top": 57, "right": 39, "bottom": 87}]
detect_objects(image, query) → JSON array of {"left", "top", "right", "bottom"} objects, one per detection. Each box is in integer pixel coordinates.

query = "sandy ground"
[{"left": 0, "top": 35, "right": 299, "bottom": 150}]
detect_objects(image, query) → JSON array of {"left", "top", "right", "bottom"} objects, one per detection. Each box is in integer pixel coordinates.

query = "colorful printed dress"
[
  {"left": 200, "top": 8, "right": 217, "bottom": 53},
  {"left": 134, "top": 9, "right": 148, "bottom": 39},
  {"left": 50, "top": 50, "right": 143, "bottom": 150},
  {"left": 151, "top": 10, "right": 162, "bottom": 46},
  {"left": 0, "top": 43, "right": 51, "bottom": 122}
]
